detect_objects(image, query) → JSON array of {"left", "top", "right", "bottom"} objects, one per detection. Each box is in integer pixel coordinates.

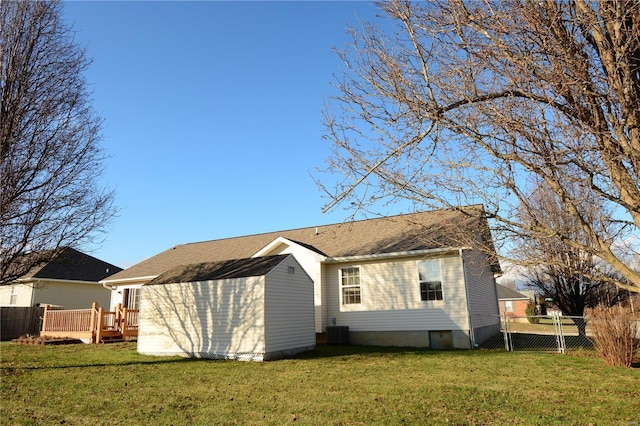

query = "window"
[
  {"left": 9, "top": 285, "right": 18, "bottom": 305},
  {"left": 124, "top": 288, "right": 141, "bottom": 310},
  {"left": 418, "top": 260, "right": 443, "bottom": 301},
  {"left": 340, "top": 267, "right": 361, "bottom": 304},
  {"left": 504, "top": 300, "right": 514, "bottom": 312}
]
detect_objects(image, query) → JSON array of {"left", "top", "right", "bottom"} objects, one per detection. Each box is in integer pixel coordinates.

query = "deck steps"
[{"left": 100, "top": 337, "right": 124, "bottom": 343}]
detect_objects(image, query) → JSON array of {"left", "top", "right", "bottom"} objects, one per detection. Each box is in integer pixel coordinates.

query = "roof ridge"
[{"left": 175, "top": 205, "right": 482, "bottom": 248}]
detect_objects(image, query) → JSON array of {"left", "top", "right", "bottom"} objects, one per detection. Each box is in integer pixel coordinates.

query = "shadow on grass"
[
  {"left": 5, "top": 356, "right": 200, "bottom": 371},
  {"left": 292, "top": 344, "right": 475, "bottom": 360}
]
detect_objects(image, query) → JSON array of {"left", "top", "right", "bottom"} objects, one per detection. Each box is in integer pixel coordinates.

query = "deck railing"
[
  {"left": 41, "top": 308, "right": 93, "bottom": 334},
  {"left": 41, "top": 303, "right": 139, "bottom": 343}
]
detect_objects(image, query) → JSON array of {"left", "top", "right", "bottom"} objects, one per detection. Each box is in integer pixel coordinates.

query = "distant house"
[
  {"left": 103, "top": 206, "right": 502, "bottom": 351},
  {"left": 138, "top": 254, "right": 315, "bottom": 361},
  {"left": 496, "top": 284, "right": 530, "bottom": 317},
  {"left": 0, "top": 247, "right": 121, "bottom": 309}
]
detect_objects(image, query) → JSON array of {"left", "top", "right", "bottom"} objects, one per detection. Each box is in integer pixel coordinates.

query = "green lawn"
[{"left": 1, "top": 342, "right": 638, "bottom": 425}]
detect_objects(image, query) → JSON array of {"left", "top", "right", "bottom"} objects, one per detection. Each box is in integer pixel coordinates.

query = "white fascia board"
[
  {"left": 325, "top": 247, "right": 469, "bottom": 263},
  {"left": 100, "top": 276, "right": 158, "bottom": 286},
  {"left": 252, "top": 236, "right": 290, "bottom": 257},
  {"left": 253, "top": 236, "right": 327, "bottom": 262},
  {"left": 16, "top": 278, "right": 103, "bottom": 286}
]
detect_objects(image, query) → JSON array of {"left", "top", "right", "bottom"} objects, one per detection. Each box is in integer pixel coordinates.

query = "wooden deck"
[{"left": 41, "top": 303, "right": 138, "bottom": 343}]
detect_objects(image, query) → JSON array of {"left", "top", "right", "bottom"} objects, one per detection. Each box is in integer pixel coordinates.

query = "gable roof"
[
  {"left": 105, "top": 205, "right": 499, "bottom": 283},
  {"left": 146, "top": 255, "right": 290, "bottom": 286},
  {"left": 496, "top": 284, "right": 530, "bottom": 300},
  {"left": 18, "top": 247, "right": 122, "bottom": 282}
]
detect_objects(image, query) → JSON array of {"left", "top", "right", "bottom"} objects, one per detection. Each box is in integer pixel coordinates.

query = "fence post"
[
  {"left": 552, "top": 313, "right": 566, "bottom": 354},
  {"left": 502, "top": 314, "right": 512, "bottom": 351}
]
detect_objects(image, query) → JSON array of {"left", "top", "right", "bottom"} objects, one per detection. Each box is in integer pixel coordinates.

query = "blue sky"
[{"left": 62, "top": 1, "right": 387, "bottom": 268}]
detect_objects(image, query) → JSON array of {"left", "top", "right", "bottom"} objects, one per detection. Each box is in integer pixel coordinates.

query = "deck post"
[
  {"left": 115, "top": 303, "right": 122, "bottom": 327},
  {"left": 89, "top": 302, "right": 98, "bottom": 343},
  {"left": 121, "top": 307, "right": 128, "bottom": 335},
  {"left": 41, "top": 304, "right": 50, "bottom": 335},
  {"left": 96, "top": 306, "right": 104, "bottom": 343}
]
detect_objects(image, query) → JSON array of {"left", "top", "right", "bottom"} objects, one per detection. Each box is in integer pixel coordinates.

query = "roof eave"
[
  {"left": 100, "top": 275, "right": 159, "bottom": 286},
  {"left": 15, "top": 277, "right": 105, "bottom": 286},
  {"left": 253, "top": 236, "right": 328, "bottom": 261},
  {"left": 325, "top": 247, "right": 469, "bottom": 263}
]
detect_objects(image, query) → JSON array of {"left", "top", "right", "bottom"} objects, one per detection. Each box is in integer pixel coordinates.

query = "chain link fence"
[{"left": 477, "top": 314, "right": 595, "bottom": 354}]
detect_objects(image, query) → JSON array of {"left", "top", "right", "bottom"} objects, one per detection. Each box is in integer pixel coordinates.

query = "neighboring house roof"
[
  {"left": 105, "top": 205, "right": 500, "bottom": 283},
  {"left": 146, "top": 255, "right": 290, "bottom": 285},
  {"left": 496, "top": 284, "right": 530, "bottom": 300},
  {"left": 18, "top": 247, "right": 122, "bottom": 282}
]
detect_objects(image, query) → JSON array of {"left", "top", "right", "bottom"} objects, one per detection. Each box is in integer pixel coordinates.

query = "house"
[
  {"left": 0, "top": 247, "right": 122, "bottom": 309},
  {"left": 102, "top": 206, "right": 502, "bottom": 350},
  {"left": 496, "top": 284, "right": 531, "bottom": 318},
  {"left": 138, "top": 254, "right": 315, "bottom": 361}
]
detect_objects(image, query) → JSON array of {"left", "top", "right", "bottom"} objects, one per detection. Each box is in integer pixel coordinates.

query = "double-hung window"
[
  {"left": 418, "top": 260, "right": 443, "bottom": 301},
  {"left": 9, "top": 285, "right": 18, "bottom": 305},
  {"left": 504, "top": 300, "right": 514, "bottom": 312},
  {"left": 340, "top": 267, "right": 361, "bottom": 305}
]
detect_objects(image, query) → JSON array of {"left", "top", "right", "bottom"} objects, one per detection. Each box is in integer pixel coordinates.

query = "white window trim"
[
  {"left": 9, "top": 284, "right": 18, "bottom": 305},
  {"left": 339, "top": 266, "right": 362, "bottom": 306},
  {"left": 124, "top": 287, "right": 141, "bottom": 310},
  {"left": 418, "top": 259, "right": 445, "bottom": 303},
  {"left": 504, "top": 300, "right": 514, "bottom": 312}
]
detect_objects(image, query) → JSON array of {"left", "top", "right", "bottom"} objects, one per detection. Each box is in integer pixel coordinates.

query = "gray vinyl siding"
[
  {"left": 325, "top": 255, "right": 470, "bottom": 332},
  {"left": 262, "top": 243, "right": 324, "bottom": 332},
  {"left": 462, "top": 250, "right": 501, "bottom": 344},
  {"left": 264, "top": 256, "right": 315, "bottom": 353}
]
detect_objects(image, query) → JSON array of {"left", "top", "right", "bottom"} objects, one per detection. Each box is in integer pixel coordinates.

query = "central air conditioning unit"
[{"left": 326, "top": 326, "right": 349, "bottom": 345}]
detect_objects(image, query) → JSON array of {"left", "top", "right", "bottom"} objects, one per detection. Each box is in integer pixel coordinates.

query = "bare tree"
[
  {"left": 515, "top": 182, "right": 629, "bottom": 335},
  {"left": 320, "top": 0, "right": 640, "bottom": 292},
  {"left": 1, "top": 1, "right": 116, "bottom": 284}
]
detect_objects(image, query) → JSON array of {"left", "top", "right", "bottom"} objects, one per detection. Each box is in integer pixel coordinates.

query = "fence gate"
[{"left": 490, "top": 314, "right": 594, "bottom": 354}]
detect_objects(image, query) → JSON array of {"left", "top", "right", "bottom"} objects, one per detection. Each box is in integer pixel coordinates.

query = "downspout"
[
  {"left": 460, "top": 249, "right": 477, "bottom": 349},
  {"left": 101, "top": 281, "right": 117, "bottom": 291},
  {"left": 30, "top": 279, "right": 39, "bottom": 307},
  {"left": 101, "top": 282, "right": 118, "bottom": 310}
]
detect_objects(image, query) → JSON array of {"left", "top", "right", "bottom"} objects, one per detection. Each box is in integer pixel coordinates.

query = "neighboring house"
[
  {"left": 496, "top": 284, "right": 531, "bottom": 317},
  {"left": 0, "top": 247, "right": 121, "bottom": 309},
  {"left": 103, "top": 206, "right": 502, "bottom": 350},
  {"left": 138, "top": 254, "right": 315, "bottom": 360}
]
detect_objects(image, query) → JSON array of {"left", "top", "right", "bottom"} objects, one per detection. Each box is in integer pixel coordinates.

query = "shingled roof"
[
  {"left": 18, "top": 247, "right": 122, "bottom": 282},
  {"left": 496, "top": 284, "right": 529, "bottom": 300},
  {"left": 146, "top": 255, "right": 290, "bottom": 286},
  {"left": 105, "top": 205, "right": 498, "bottom": 283}
]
